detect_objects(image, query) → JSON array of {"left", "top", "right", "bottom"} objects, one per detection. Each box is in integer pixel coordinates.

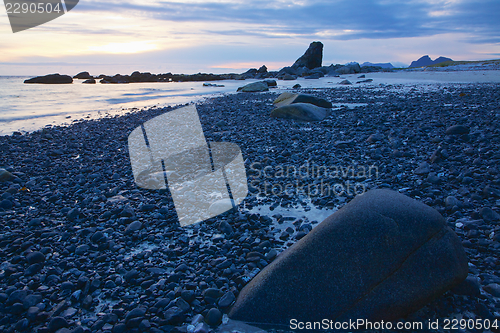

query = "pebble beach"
[{"left": 1, "top": 79, "right": 500, "bottom": 332}]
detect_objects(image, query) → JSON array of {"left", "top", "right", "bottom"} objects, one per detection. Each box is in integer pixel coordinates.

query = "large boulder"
[
  {"left": 229, "top": 189, "right": 468, "bottom": 327},
  {"left": 273, "top": 92, "right": 332, "bottom": 108},
  {"left": 292, "top": 41, "right": 323, "bottom": 69},
  {"left": 237, "top": 82, "right": 269, "bottom": 92},
  {"left": 270, "top": 103, "right": 329, "bottom": 122},
  {"left": 24, "top": 74, "right": 73, "bottom": 84}
]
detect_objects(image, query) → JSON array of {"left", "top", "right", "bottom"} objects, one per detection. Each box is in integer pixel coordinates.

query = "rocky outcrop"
[
  {"left": 229, "top": 189, "right": 468, "bottom": 327},
  {"left": 410, "top": 55, "right": 453, "bottom": 68},
  {"left": 337, "top": 62, "right": 361, "bottom": 74},
  {"left": 24, "top": 74, "right": 73, "bottom": 84},
  {"left": 292, "top": 41, "right": 323, "bottom": 70}
]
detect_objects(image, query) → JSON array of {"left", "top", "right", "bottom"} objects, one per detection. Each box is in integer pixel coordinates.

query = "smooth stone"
[
  {"left": 292, "top": 84, "right": 301, "bottom": 89},
  {"left": 237, "top": 82, "right": 269, "bottom": 93},
  {"left": 480, "top": 207, "right": 500, "bottom": 222},
  {"left": 82, "top": 78, "right": 96, "bottom": 84},
  {"left": 452, "top": 276, "right": 481, "bottom": 297},
  {"left": 483, "top": 283, "right": 500, "bottom": 297},
  {"left": 273, "top": 92, "right": 333, "bottom": 108},
  {"left": 0, "top": 168, "right": 13, "bottom": 182},
  {"left": 414, "top": 162, "right": 431, "bottom": 175},
  {"left": 218, "top": 291, "right": 236, "bottom": 309},
  {"left": 339, "top": 79, "right": 352, "bottom": 85},
  {"left": 125, "top": 221, "right": 143, "bottom": 234},
  {"left": 0, "top": 199, "right": 13, "bottom": 210},
  {"left": 270, "top": 103, "right": 329, "bottom": 122},
  {"left": 48, "top": 317, "right": 69, "bottom": 332},
  {"left": 229, "top": 189, "right": 468, "bottom": 326},
  {"left": 446, "top": 125, "right": 470, "bottom": 135},
  {"left": 205, "top": 308, "right": 223, "bottom": 327},
  {"left": 73, "top": 71, "right": 92, "bottom": 79}
]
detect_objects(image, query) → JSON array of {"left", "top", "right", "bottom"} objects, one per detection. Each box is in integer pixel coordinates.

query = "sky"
[{"left": 0, "top": 0, "right": 499, "bottom": 76}]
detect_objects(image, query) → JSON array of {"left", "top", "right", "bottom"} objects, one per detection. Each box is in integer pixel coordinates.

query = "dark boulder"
[
  {"left": 273, "top": 92, "right": 332, "bottom": 108},
  {"left": 229, "top": 189, "right": 468, "bottom": 327},
  {"left": 24, "top": 74, "right": 73, "bottom": 84},
  {"left": 270, "top": 103, "right": 329, "bottom": 122},
  {"left": 292, "top": 41, "right": 323, "bottom": 69},
  {"left": 82, "top": 78, "right": 96, "bottom": 84},
  {"left": 73, "top": 71, "right": 92, "bottom": 79}
]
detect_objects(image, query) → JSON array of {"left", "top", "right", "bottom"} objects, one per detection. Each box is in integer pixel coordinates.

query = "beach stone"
[
  {"left": 204, "top": 308, "right": 223, "bottom": 327},
  {"left": 292, "top": 84, "right": 301, "bottom": 89},
  {"left": 292, "top": 41, "right": 323, "bottom": 69},
  {"left": 273, "top": 93, "right": 333, "bottom": 108},
  {"left": 48, "top": 317, "right": 69, "bottom": 332},
  {"left": 339, "top": 79, "right": 352, "bottom": 85},
  {"left": 125, "top": 221, "right": 142, "bottom": 233},
  {"left": 483, "top": 283, "right": 500, "bottom": 297},
  {"left": 414, "top": 162, "right": 431, "bottom": 175},
  {"left": 229, "top": 189, "right": 468, "bottom": 325},
  {"left": 0, "top": 199, "right": 13, "bottom": 210},
  {"left": 24, "top": 74, "right": 73, "bottom": 84},
  {"left": 237, "top": 82, "right": 269, "bottom": 92},
  {"left": 26, "top": 251, "right": 45, "bottom": 265},
  {"left": 270, "top": 103, "right": 329, "bottom": 122},
  {"left": 452, "top": 276, "right": 481, "bottom": 297},
  {"left": 446, "top": 125, "right": 470, "bottom": 135},
  {"left": 282, "top": 74, "right": 296, "bottom": 80},
  {"left": 82, "top": 78, "right": 96, "bottom": 84},
  {"left": 0, "top": 168, "right": 13, "bottom": 182}
]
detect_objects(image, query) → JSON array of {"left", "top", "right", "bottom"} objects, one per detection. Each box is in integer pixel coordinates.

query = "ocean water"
[{"left": 1, "top": 70, "right": 499, "bottom": 135}]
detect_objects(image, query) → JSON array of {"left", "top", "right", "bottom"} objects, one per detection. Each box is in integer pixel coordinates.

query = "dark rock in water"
[
  {"left": 446, "top": 125, "right": 470, "bottom": 135},
  {"left": 339, "top": 79, "right": 352, "bottom": 85},
  {"left": 409, "top": 55, "right": 453, "bottom": 68},
  {"left": 229, "top": 189, "right": 468, "bottom": 326},
  {"left": 24, "top": 74, "right": 73, "bottom": 84},
  {"left": 26, "top": 251, "right": 45, "bottom": 265},
  {"left": 205, "top": 308, "right": 223, "bottom": 327},
  {"left": 73, "top": 71, "right": 93, "bottom": 79},
  {"left": 271, "top": 103, "right": 329, "bottom": 122},
  {"left": 237, "top": 82, "right": 269, "bottom": 92},
  {"left": 273, "top": 92, "right": 333, "bottom": 109},
  {"left": 82, "top": 78, "right": 96, "bottom": 84},
  {"left": 292, "top": 41, "right": 323, "bottom": 69},
  {"left": 356, "top": 78, "right": 373, "bottom": 84},
  {"left": 292, "top": 84, "right": 301, "bottom": 89}
]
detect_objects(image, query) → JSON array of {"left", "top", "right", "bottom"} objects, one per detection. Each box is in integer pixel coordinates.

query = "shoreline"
[
  {"left": 2, "top": 70, "right": 500, "bottom": 136},
  {"left": 1, "top": 82, "right": 500, "bottom": 332}
]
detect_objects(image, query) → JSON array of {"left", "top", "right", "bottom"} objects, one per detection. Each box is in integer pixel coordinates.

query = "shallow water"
[{"left": 2, "top": 70, "right": 499, "bottom": 135}]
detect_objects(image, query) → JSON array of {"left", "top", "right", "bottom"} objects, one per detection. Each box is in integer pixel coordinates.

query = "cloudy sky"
[{"left": 0, "top": 0, "right": 499, "bottom": 75}]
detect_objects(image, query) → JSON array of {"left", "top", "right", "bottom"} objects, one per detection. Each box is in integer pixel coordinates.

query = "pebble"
[{"left": 204, "top": 308, "right": 223, "bottom": 326}]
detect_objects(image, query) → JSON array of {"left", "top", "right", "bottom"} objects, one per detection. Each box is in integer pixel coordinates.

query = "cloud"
[{"left": 71, "top": 0, "right": 500, "bottom": 41}]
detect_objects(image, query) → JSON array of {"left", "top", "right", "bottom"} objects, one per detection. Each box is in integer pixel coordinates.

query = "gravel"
[{"left": 1, "top": 82, "right": 500, "bottom": 332}]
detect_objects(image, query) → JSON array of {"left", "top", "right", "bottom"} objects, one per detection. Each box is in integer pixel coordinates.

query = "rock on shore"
[
  {"left": 229, "top": 189, "right": 468, "bottom": 326},
  {"left": 24, "top": 74, "right": 73, "bottom": 84}
]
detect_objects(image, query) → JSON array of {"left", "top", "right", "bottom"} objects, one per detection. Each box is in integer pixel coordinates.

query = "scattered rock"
[
  {"left": 414, "top": 162, "right": 431, "bottom": 175},
  {"left": 125, "top": 221, "right": 142, "bottom": 233},
  {"left": 204, "top": 308, "right": 223, "bottom": 327},
  {"left": 273, "top": 92, "right": 333, "bottom": 108},
  {"left": 0, "top": 168, "right": 13, "bottom": 182},
  {"left": 73, "top": 72, "right": 93, "bottom": 79},
  {"left": 339, "top": 79, "right": 352, "bottom": 85},
  {"left": 292, "top": 84, "right": 301, "bottom": 89},
  {"left": 446, "top": 125, "right": 470, "bottom": 135},
  {"left": 82, "top": 78, "right": 96, "bottom": 84},
  {"left": 270, "top": 103, "right": 329, "bottom": 122},
  {"left": 237, "top": 82, "right": 269, "bottom": 92}
]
